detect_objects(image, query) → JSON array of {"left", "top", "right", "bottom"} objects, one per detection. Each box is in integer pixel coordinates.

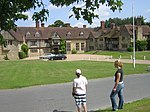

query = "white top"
[{"left": 73, "top": 75, "right": 88, "bottom": 94}]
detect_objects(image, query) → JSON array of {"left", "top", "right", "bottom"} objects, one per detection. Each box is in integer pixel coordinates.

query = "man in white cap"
[{"left": 72, "top": 69, "right": 88, "bottom": 112}]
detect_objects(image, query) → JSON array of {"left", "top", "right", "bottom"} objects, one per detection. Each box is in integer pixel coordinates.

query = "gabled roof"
[
  {"left": 101, "top": 27, "right": 120, "bottom": 38},
  {"left": 124, "top": 24, "right": 150, "bottom": 36},
  {"left": 8, "top": 27, "right": 93, "bottom": 41},
  {"left": 142, "top": 25, "right": 150, "bottom": 35}
]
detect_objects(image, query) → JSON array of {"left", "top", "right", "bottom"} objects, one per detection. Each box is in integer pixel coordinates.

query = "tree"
[
  {"left": 21, "top": 44, "right": 29, "bottom": 56},
  {"left": 147, "top": 39, "right": 150, "bottom": 50},
  {"left": 48, "top": 20, "right": 65, "bottom": 27},
  {"left": 105, "top": 16, "right": 147, "bottom": 27},
  {"left": 136, "top": 40, "right": 148, "bottom": 51},
  {"left": 60, "top": 39, "right": 66, "bottom": 54},
  {"left": 0, "top": 34, "right": 5, "bottom": 46},
  {"left": 0, "top": 0, "right": 123, "bottom": 31},
  {"left": 0, "top": 0, "right": 33, "bottom": 31}
]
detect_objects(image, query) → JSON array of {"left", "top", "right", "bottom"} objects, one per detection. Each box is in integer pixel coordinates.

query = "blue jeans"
[{"left": 110, "top": 83, "right": 124, "bottom": 110}]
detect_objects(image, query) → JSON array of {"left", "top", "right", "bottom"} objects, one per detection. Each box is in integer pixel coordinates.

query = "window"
[
  {"left": 89, "top": 46, "right": 94, "bottom": 50},
  {"left": 90, "top": 38, "right": 93, "bottom": 42},
  {"left": 122, "top": 44, "right": 127, "bottom": 48},
  {"left": 66, "top": 43, "right": 71, "bottom": 51},
  {"left": 113, "top": 44, "right": 118, "bottom": 48},
  {"left": 35, "top": 32, "right": 40, "bottom": 37},
  {"left": 44, "top": 40, "right": 48, "bottom": 43},
  {"left": 8, "top": 40, "right": 13, "bottom": 45},
  {"left": 100, "top": 38, "right": 103, "bottom": 41},
  {"left": 122, "top": 37, "right": 125, "bottom": 41},
  {"left": 4, "top": 41, "right": 7, "bottom": 48},
  {"left": 76, "top": 43, "right": 79, "bottom": 51},
  {"left": 99, "top": 44, "right": 103, "bottom": 49},
  {"left": 30, "top": 41, "right": 37, "bottom": 46},
  {"left": 30, "top": 49, "right": 38, "bottom": 53},
  {"left": 66, "top": 32, "right": 71, "bottom": 36},
  {"left": 26, "top": 32, "right": 30, "bottom": 38},
  {"left": 79, "top": 31, "right": 84, "bottom": 36},
  {"left": 81, "top": 43, "right": 84, "bottom": 50}
]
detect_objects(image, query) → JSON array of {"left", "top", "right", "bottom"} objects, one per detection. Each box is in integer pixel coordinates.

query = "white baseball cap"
[{"left": 76, "top": 69, "right": 81, "bottom": 74}]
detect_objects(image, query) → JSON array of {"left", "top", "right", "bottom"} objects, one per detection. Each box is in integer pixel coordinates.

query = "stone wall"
[{"left": 7, "top": 45, "right": 19, "bottom": 60}]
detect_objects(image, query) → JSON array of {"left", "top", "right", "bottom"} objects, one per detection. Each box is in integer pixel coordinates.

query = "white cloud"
[
  {"left": 147, "top": 9, "right": 150, "bottom": 13},
  {"left": 71, "top": 4, "right": 110, "bottom": 28},
  {"left": 47, "top": 4, "right": 66, "bottom": 11},
  {"left": 94, "top": 5, "right": 110, "bottom": 19},
  {"left": 73, "top": 22, "right": 85, "bottom": 28}
]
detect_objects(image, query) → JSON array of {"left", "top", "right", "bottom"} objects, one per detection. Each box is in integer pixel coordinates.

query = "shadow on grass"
[{"left": 52, "top": 109, "right": 112, "bottom": 112}]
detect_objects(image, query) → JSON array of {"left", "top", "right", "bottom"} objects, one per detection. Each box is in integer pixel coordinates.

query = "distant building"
[{"left": 0, "top": 21, "right": 150, "bottom": 60}]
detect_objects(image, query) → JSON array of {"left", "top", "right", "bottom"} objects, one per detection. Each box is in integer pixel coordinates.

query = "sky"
[{"left": 15, "top": 0, "right": 150, "bottom": 28}]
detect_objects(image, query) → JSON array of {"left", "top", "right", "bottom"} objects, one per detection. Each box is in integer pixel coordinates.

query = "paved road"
[{"left": 0, "top": 74, "right": 150, "bottom": 112}]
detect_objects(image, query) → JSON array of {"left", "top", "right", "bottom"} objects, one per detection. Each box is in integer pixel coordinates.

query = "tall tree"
[
  {"left": 48, "top": 20, "right": 65, "bottom": 27},
  {"left": 105, "top": 16, "right": 148, "bottom": 27},
  {"left": 0, "top": 0, "right": 123, "bottom": 31}
]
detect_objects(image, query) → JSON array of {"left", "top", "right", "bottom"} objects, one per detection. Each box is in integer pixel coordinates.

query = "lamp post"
[{"left": 132, "top": 0, "right": 136, "bottom": 68}]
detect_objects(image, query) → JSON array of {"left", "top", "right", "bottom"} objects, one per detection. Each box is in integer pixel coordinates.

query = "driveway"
[
  {"left": 25, "top": 54, "right": 150, "bottom": 64},
  {"left": 0, "top": 74, "right": 150, "bottom": 112}
]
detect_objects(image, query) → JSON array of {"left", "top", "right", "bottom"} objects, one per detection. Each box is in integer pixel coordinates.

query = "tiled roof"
[
  {"left": 101, "top": 27, "right": 120, "bottom": 38},
  {"left": 9, "top": 27, "right": 93, "bottom": 41},
  {"left": 142, "top": 25, "right": 150, "bottom": 35},
  {"left": 124, "top": 24, "right": 150, "bottom": 36},
  {"left": 8, "top": 24, "right": 150, "bottom": 42}
]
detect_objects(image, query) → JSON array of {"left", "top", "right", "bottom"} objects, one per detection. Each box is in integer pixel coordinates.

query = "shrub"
[
  {"left": 21, "top": 44, "right": 29, "bottom": 56},
  {"left": 127, "top": 47, "right": 133, "bottom": 52},
  {"left": 60, "top": 39, "right": 66, "bottom": 54},
  {"left": 18, "top": 52, "right": 26, "bottom": 59},
  {"left": 136, "top": 40, "right": 148, "bottom": 51},
  {"left": 71, "top": 48, "right": 77, "bottom": 54}
]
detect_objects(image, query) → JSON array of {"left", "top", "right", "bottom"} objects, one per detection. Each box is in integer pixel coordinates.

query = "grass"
[
  {"left": 0, "top": 60, "right": 149, "bottom": 89},
  {"left": 86, "top": 51, "right": 150, "bottom": 60},
  {"left": 96, "top": 98, "right": 150, "bottom": 112}
]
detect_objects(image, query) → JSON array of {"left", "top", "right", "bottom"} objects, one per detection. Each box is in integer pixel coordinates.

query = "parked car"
[
  {"left": 39, "top": 53, "right": 55, "bottom": 59},
  {"left": 49, "top": 54, "right": 67, "bottom": 60}
]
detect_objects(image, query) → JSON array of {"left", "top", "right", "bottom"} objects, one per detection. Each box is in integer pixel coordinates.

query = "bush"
[
  {"left": 127, "top": 47, "right": 133, "bottom": 52},
  {"left": 18, "top": 52, "right": 26, "bottom": 59},
  {"left": 21, "top": 44, "right": 29, "bottom": 56},
  {"left": 136, "top": 40, "right": 148, "bottom": 51},
  {"left": 71, "top": 48, "right": 77, "bottom": 54}
]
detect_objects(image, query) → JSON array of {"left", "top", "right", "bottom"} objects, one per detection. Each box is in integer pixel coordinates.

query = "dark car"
[
  {"left": 49, "top": 54, "right": 67, "bottom": 60},
  {"left": 39, "top": 53, "right": 55, "bottom": 59}
]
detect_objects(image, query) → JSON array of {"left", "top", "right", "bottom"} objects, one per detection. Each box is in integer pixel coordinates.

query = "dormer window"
[
  {"left": 79, "top": 31, "right": 84, "bottom": 36},
  {"left": 66, "top": 32, "right": 71, "bottom": 36},
  {"left": 52, "top": 32, "right": 59, "bottom": 38},
  {"left": 53, "top": 32, "right": 59, "bottom": 37},
  {"left": 35, "top": 31, "right": 40, "bottom": 37},
  {"left": 26, "top": 32, "right": 30, "bottom": 38}
]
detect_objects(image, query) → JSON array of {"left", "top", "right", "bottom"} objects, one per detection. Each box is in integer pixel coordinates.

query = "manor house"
[{"left": 0, "top": 21, "right": 150, "bottom": 60}]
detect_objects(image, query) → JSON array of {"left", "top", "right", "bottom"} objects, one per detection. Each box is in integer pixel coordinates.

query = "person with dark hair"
[
  {"left": 110, "top": 60, "right": 124, "bottom": 111},
  {"left": 72, "top": 69, "right": 88, "bottom": 112}
]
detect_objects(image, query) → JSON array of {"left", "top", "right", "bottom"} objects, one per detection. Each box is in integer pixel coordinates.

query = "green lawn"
[
  {"left": 0, "top": 60, "right": 149, "bottom": 89},
  {"left": 96, "top": 98, "right": 150, "bottom": 112},
  {"left": 86, "top": 51, "right": 150, "bottom": 60}
]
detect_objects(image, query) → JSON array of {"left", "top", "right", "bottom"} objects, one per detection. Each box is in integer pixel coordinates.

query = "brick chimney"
[
  {"left": 136, "top": 16, "right": 142, "bottom": 26},
  {"left": 41, "top": 23, "right": 45, "bottom": 27},
  {"left": 101, "top": 21, "right": 105, "bottom": 29},
  {"left": 65, "top": 23, "right": 70, "bottom": 27},
  {"left": 111, "top": 23, "right": 116, "bottom": 29},
  {"left": 36, "top": 21, "right": 40, "bottom": 28},
  {"left": 83, "top": 25, "right": 86, "bottom": 28}
]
